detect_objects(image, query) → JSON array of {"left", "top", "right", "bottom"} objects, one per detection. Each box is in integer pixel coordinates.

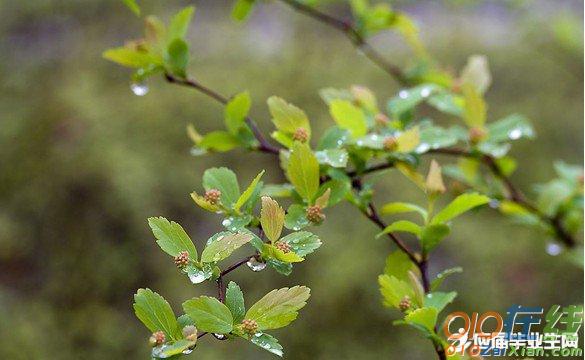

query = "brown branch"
[
  {"left": 278, "top": 0, "right": 409, "bottom": 85},
  {"left": 164, "top": 73, "right": 281, "bottom": 155}
]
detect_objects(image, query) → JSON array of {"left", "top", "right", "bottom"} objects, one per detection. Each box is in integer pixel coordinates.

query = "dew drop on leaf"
[
  {"left": 399, "top": 90, "right": 409, "bottom": 99},
  {"left": 246, "top": 257, "right": 267, "bottom": 272},
  {"left": 213, "top": 333, "right": 227, "bottom": 340},
  {"left": 130, "top": 82, "right": 149, "bottom": 96},
  {"left": 508, "top": 128, "right": 522, "bottom": 140},
  {"left": 546, "top": 242, "right": 562, "bottom": 256}
]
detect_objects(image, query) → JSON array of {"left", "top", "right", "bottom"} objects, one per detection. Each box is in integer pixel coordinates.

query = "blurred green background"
[{"left": 0, "top": 0, "right": 583, "bottom": 359}]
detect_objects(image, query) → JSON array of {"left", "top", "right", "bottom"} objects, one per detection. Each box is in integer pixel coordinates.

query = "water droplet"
[
  {"left": 356, "top": 140, "right": 364, "bottom": 146},
  {"left": 488, "top": 199, "right": 500, "bottom": 209},
  {"left": 546, "top": 242, "right": 562, "bottom": 256},
  {"left": 427, "top": 294, "right": 433, "bottom": 298},
  {"left": 508, "top": 129, "right": 522, "bottom": 140},
  {"left": 130, "top": 82, "right": 149, "bottom": 96},
  {"left": 416, "top": 143, "right": 430, "bottom": 153},
  {"left": 420, "top": 87, "right": 432, "bottom": 98},
  {"left": 213, "top": 333, "right": 227, "bottom": 340},
  {"left": 182, "top": 347, "right": 194, "bottom": 355},
  {"left": 246, "top": 257, "right": 267, "bottom": 272},
  {"left": 188, "top": 271, "right": 207, "bottom": 284},
  {"left": 399, "top": 90, "right": 409, "bottom": 99}
]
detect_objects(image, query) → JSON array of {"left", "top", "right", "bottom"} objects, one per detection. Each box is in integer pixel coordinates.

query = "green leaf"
[
  {"left": 199, "top": 131, "right": 240, "bottom": 152},
  {"left": 462, "top": 84, "right": 486, "bottom": 127},
  {"left": 378, "top": 275, "right": 415, "bottom": 309},
  {"left": 203, "top": 167, "right": 241, "bottom": 208},
  {"left": 151, "top": 339, "right": 196, "bottom": 358},
  {"left": 265, "top": 258, "right": 293, "bottom": 276},
  {"left": 315, "top": 149, "right": 348, "bottom": 168},
  {"left": 261, "top": 183, "right": 295, "bottom": 198},
  {"left": 284, "top": 204, "right": 310, "bottom": 230},
  {"left": 431, "top": 267, "right": 463, "bottom": 291},
  {"left": 421, "top": 224, "right": 450, "bottom": 252},
  {"left": 245, "top": 286, "right": 311, "bottom": 330},
  {"left": 487, "top": 113, "right": 535, "bottom": 143},
  {"left": 226, "top": 281, "right": 246, "bottom": 323},
  {"left": 122, "top": 0, "right": 140, "bottom": 16},
  {"left": 329, "top": 100, "right": 367, "bottom": 138},
  {"left": 424, "top": 291, "right": 457, "bottom": 313},
  {"left": 182, "top": 296, "right": 233, "bottom": 334},
  {"left": 460, "top": 55, "right": 491, "bottom": 94},
  {"left": 280, "top": 231, "right": 322, "bottom": 256},
  {"left": 225, "top": 91, "right": 251, "bottom": 134},
  {"left": 148, "top": 217, "right": 197, "bottom": 259},
  {"left": 396, "top": 126, "right": 420, "bottom": 153},
  {"left": 133, "top": 288, "right": 182, "bottom": 340},
  {"left": 249, "top": 332, "right": 283, "bottom": 357},
  {"left": 317, "top": 126, "right": 350, "bottom": 150},
  {"left": 102, "top": 47, "right": 160, "bottom": 68},
  {"left": 418, "top": 124, "right": 459, "bottom": 151},
  {"left": 427, "top": 92, "right": 464, "bottom": 117},
  {"left": 201, "top": 232, "right": 253, "bottom": 263},
  {"left": 234, "top": 170, "right": 264, "bottom": 211},
  {"left": 404, "top": 307, "right": 438, "bottom": 331},
  {"left": 260, "top": 196, "right": 285, "bottom": 242},
  {"left": 383, "top": 250, "right": 415, "bottom": 282},
  {"left": 164, "top": 38, "right": 189, "bottom": 78},
  {"left": 232, "top": 0, "right": 255, "bottom": 21},
  {"left": 431, "top": 193, "right": 490, "bottom": 224},
  {"left": 317, "top": 179, "right": 350, "bottom": 207},
  {"left": 380, "top": 202, "right": 427, "bottom": 219},
  {"left": 167, "top": 6, "right": 195, "bottom": 42},
  {"left": 263, "top": 244, "right": 304, "bottom": 263},
  {"left": 267, "top": 96, "right": 311, "bottom": 137},
  {"left": 287, "top": 142, "right": 320, "bottom": 202},
  {"left": 377, "top": 220, "right": 422, "bottom": 238},
  {"left": 388, "top": 84, "right": 439, "bottom": 118}
]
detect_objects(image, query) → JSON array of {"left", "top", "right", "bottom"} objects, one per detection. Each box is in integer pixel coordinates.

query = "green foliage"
[
  {"left": 245, "top": 286, "right": 310, "bottom": 330},
  {"left": 182, "top": 296, "right": 234, "bottom": 333},
  {"left": 148, "top": 217, "right": 197, "bottom": 258},
  {"left": 134, "top": 289, "right": 182, "bottom": 340},
  {"left": 287, "top": 142, "right": 320, "bottom": 202}
]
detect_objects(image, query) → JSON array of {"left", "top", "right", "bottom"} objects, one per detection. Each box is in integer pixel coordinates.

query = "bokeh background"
[{"left": 0, "top": 0, "right": 583, "bottom": 359}]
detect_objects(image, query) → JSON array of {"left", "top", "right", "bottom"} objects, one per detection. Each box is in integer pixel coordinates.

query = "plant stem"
[
  {"left": 164, "top": 73, "right": 281, "bottom": 155},
  {"left": 278, "top": 0, "right": 409, "bottom": 85}
]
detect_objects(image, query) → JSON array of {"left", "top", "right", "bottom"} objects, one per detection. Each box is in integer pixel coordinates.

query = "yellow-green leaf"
[
  {"left": 260, "top": 196, "right": 285, "bottom": 242},
  {"left": 267, "top": 96, "right": 311, "bottom": 136},
  {"left": 329, "top": 99, "right": 367, "bottom": 138},
  {"left": 245, "top": 286, "right": 311, "bottom": 330},
  {"left": 396, "top": 126, "right": 420, "bottom": 152},
  {"left": 462, "top": 84, "right": 487, "bottom": 127},
  {"left": 102, "top": 47, "right": 160, "bottom": 68},
  {"left": 234, "top": 170, "right": 265, "bottom": 211},
  {"left": 201, "top": 232, "right": 253, "bottom": 263},
  {"left": 287, "top": 142, "right": 320, "bottom": 201},
  {"left": 425, "top": 160, "right": 446, "bottom": 195},
  {"left": 134, "top": 288, "right": 182, "bottom": 340},
  {"left": 431, "top": 193, "right": 490, "bottom": 224}
]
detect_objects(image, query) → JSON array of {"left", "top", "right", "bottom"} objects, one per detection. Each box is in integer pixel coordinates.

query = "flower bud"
[
  {"left": 399, "top": 296, "right": 412, "bottom": 313},
  {"left": 306, "top": 205, "right": 325, "bottom": 224},
  {"left": 375, "top": 113, "right": 390, "bottom": 126},
  {"left": 383, "top": 136, "right": 398, "bottom": 151},
  {"left": 150, "top": 331, "right": 166, "bottom": 347},
  {"left": 468, "top": 126, "right": 487, "bottom": 145},
  {"left": 241, "top": 319, "right": 258, "bottom": 335},
  {"left": 204, "top": 189, "right": 221, "bottom": 205},
  {"left": 275, "top": 241, "right": 292, "bottom": 253},
  {"left": 293, "top": 127, "right": 309, "bottom": 143},
  {"left": 174, "top": 251, "right": 190, "bottom": 268},
  {"left": 182, "top": 325, "right": 198, "bottom": 342}
]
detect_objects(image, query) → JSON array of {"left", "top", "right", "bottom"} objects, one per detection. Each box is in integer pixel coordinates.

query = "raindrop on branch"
[
  {"left": 130, "top": 82, "right": 149, "bottom": 96},
  {"left": 546, "top": 242, "right": 562, "bottom": 256},
  {"left": 247, "top": 257, "right": 267, "bottom": 272}
]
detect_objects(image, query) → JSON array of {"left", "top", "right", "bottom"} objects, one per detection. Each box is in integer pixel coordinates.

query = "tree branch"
[
  {"left": 164, "top": 73, "right": 281, "bottom": 155},
  {"left": 278, "top": 0, "right": 409, "bottom": 85}
]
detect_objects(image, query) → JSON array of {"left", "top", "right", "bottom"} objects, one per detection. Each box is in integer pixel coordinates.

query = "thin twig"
[
  {"left": 164, "top": 73, "right": 281, "bottom": 154},
  {"left": 278, "top": 0, "right": 409, "bottom": 85},
  {"left": 220, "top": 255, "right": 255, "bottom": 277}
]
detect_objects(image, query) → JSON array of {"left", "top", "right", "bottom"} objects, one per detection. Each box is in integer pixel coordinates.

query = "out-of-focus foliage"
[{"left": 0, "top": 0, "right": 582, "bottom": 359}]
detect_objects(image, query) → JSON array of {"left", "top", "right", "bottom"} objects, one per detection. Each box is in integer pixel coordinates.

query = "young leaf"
[
  {"left": 199, "top": 131, "right": 240, "bottom": 152},
  {"left": 396, "top": 126, "right": 420, "bottom": 152},
  {"left": 462, "top": 84, "right": 486, "bottom": 127},
  {"left": 263, "top": 244, "right": 304, "bottom": 263},
  {"left": 225, "top": 91, "right": 252, "bottom": 134},
  {"left": 191, "top": 191, "right": 220, "bottom": 213},
  {"left": 201, "top": 232, "right": 253, "bottom": 263},
  {"left": 383, "top": 250, "right": 415, "bottom": 282},
  {"left": 377, "top": 220, "right": 422, "bottom": 238},
  {"left": 167, "top": 6, "right": 195, "bottom": 42},
  {"left": 133, "top": 288, "right": 182, "bottom": 340},
  {"left": 487, "top": 113, "right": 535, "bottom": 143},
  {"left": 314, "top": 188, "right": 331, "bottom": 209},
  {"left": 404, "top": 307, "right": 438, "bottom": 331},
  {"left": 102, "top": 47, "right": 160, "bottom": 68},
  {"left": 232, "top": 0, "right": 256, "bottom": 21},
  {"left": 234, "top": 170, "right": 265, "bottom": 211},
  {"left": 122, "top": 0, "right": 140, "bottom": 16},
  {"left": 431, "top": 193, "right": 490, "bottom": 224},
  {"left": 260, "top": 196, "right": 285, "bottom": 243},
  {"left": 280, "top": 231, "right": 322, "bottom": 256},
  {"left": 459, "top": 55, "right": 491, "bottom": 94},
  {"left": 151, "top": 339, "right": 196, "bottom": 358},
  {"left": 226, "top": 281, "right": 246, "bottom": 323},
  {"left": 425, "top": 160, "right": 446, "bottom": 195},
  {"left": 203, "top": 167, "right": 241, "bottom": 208},
  {"left": 378, "top": 275, "right": 415, "bottom": 309},
  {"left": 245, "top": 286, "right": 311, "bottom": 330},
  {"left": 421, "top": 224, "right": 450, "bottom": 252},
  {"left": 164, "top": 38, "right": 189, "bottom": 78},
  {"left": 267, "top": 96, "right": 311, "bottom": 137},
  {"left": 182, "top": 296, "right": 234, "bottom": 333},
  {"left": 148, "top": 217, "right": 197, "bottom": 259},
  {"left": 380, "top": 202, "right": 427, "bottom": 220},
  {"left": 287, "top": 142, "right": 319, "bottom": 202},
  {"left": 250, "top": 332, "right": 284, "bottom": 357},
  {"left": 424, "top": 291, "right": 457, "bottom": 313},
  {"left": 431, "top": 267, "right": 463, "bottom": 291},
  {"left": 329, "top": 99, "right": 367, "bottom": 138}
]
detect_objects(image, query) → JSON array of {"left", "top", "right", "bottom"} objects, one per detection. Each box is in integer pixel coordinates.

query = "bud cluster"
[
  {"left": 306, "top": 205, "right": 325, "bottom": 224},
  {"left": 293, "top": 127, "right": 309, "bottom": 143},
  {"left": 241, "top": 319, "right": 258, "bottom": 335},
  {"left": 174, "top": 251, "right": 190, "bottom": 268},
  {"left": 204, "top": 189, "right": 221, "bottom": 205},
  {"left": 275, "top": 241, "right": 292, "bottom": 253},
  {"left": 149, "top": 331, "right": 166, "bottom": 347}
]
